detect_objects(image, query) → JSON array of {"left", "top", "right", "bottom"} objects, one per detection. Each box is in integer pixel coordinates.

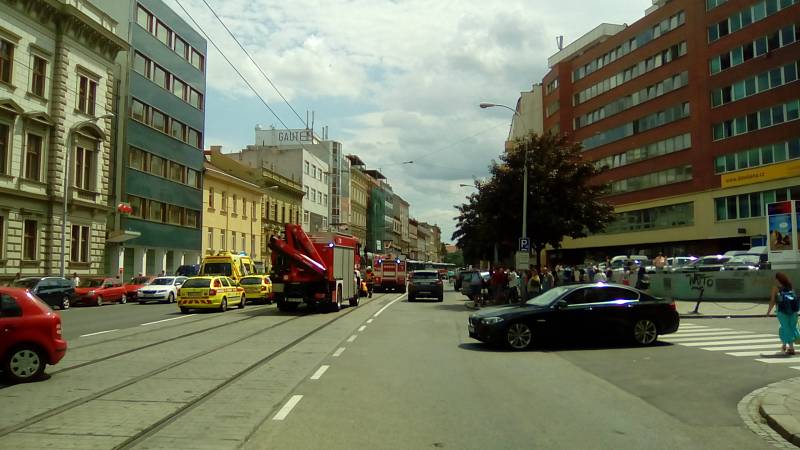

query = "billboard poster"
[{"left": 768, "top": 201, "right": 793, "bottom": 251}]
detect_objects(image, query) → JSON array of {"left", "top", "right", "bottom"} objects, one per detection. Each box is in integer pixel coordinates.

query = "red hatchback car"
[
  {"left": 0, "top": 288, "right": 67, "bottom": 382},
  {"left": 124, "top": 275, "right": 154, "bottom": 301},
  {"left": 74, "top": 277, "right": 127, "bottom": 306}
]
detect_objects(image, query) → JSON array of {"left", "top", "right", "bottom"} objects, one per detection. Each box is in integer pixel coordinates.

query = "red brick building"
[{"left": 541, "top": 0, "right": 800, "bottom": 262}]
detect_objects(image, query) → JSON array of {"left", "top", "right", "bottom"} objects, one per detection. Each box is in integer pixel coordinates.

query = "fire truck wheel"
[{"left": 332, "top": 286, "right": 343, "bottom": 312}]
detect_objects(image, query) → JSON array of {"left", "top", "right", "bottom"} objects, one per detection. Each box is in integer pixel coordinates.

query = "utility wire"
[
  {"left": 173, "top": 0, "right": 292, "bottom": 132},
  {"left": 200, "top": 0, "right": 308, "bottom": 129}
]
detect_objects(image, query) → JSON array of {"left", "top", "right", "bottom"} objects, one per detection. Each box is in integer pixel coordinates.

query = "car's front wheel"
[
  {"left": 633, "top": 319, "right": 658, "bottom": 345},
  {"left": 220, "top": 298, "right": 228, "bottom": 312},
  {"left": 61, "top": 296, "right": 70, "bottom": 310},
  {"left": 238, "top": 295, "right": 246, "bottom": 309},
  {"left": 96, "top": 296, "right": 104, "bottom": 307},
  {"left": 506, "top": 322, "right": 533, "bottom": 350},
  {"left": 120, "top": 295, "right": 126, "bottom": 304},
  {"left": 3, "top": 345, "right": 46, "bottom": 383},
  {"left": 167, "top": 293, "right": 175, "bottom": 304}
]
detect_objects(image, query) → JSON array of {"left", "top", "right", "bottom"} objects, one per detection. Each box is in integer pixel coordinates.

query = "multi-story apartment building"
[
  {"left": 0, "top": 0, "right": 126, "bottom": 282},
  {"left": 394, "top": 194, "right": 410, "bottom": 254},
  {"left": 96, "top": 0, "right": 206, "bottom": 280},
  {"left": 506, "top": 84, "right": 544, "bottom": 150},
  {"left": 254, "top": 126, "right": 350, "bottom": 230},
  {"left": 233, "top": 144, "right": 328, "bottom": 233},
  {"left": 542, "top": 0, "right": 800, "bottom": 261},
  {"left": 206, "top": 146, "right": 303, "bottom": 269},
  {"left": 408, "top": 218, "right": 419, "bottom": 260},
  {"left": 202, "top": 161, "right": 262, "bottom": 262},
  {"left": 346, "top": 155, "right": 369, "bottom": 246}
]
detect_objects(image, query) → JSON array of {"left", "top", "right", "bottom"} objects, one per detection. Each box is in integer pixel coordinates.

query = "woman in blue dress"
[{"left": 767, "top": 272, "right": 800, "bottom": 355}]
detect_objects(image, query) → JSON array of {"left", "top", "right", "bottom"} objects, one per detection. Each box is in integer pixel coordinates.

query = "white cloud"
[{"left": 168, "top": 0, "right": 652, "bottom": 241}]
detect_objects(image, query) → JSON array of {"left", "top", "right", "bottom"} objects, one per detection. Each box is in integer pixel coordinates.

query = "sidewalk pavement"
[
  {"left": 754, "top": 377, "right": 800, "bottom": 447},
  {"left": 675, "top": 299, "right": 769, "bottom": 318}
]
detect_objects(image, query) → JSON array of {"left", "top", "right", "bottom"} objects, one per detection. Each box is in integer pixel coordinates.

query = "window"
[
  {"left": 25, "top": 133, "right": 42, "bottom": 181},
  {"left": 174, "top": 36, "right": 188, "bottom": 58},
  {"left": 241, "top": 233, "right": 246, "bottom": 252},
  {"left": 220, "top": 230, "right": 225, "bottom": 250},
  {"left": 23, "top": 220, "right": 37, "bottom": 260},
  {"left": 168, "top": 161, "right": 184, "bottom": 183},
  {"left": 129, "top": 147, "right": 146, "bottom": 171},
  {"left": 129, "top": 196, "right": 144, "bottom": 218},
  {"left": 207, "top": 227, "right": 213, "bottom": 248},
  {"left": 167, "top": 205, "right": 183, "bottom": 225},
  {"left": 77, "top": 75, "right": 97, "bottom": 116},
  {"left": 136, "top": 5, "right": 151, "bottom": 30},
  {"left": 189, "top": 89, "right": 203, "bottom": 110},
  {"left": 242, "top": 199, "right": 248, "bottom": 218},
  {"left": 172, "top": 78, "right": 187, "bottom": 100},
  {"left": 31, "top": 55, "right": 46, "bottom": 97},
  {"left": 304, "top": 211, "right": 310, "bottom": 224},
  {"left": 156, "top": 21, "right": 171, "bottom": 46},
  {"left": 0, "top": 39, "right": 13, "bottom": 84},
  {"left": 151, "top": 109, "right": 167, "bottom": 133},
  {"left": 252, "top": 201, "right": 256, "bottom": 219},
  {"left": 305, "top": 161, "right": 310, "bottom": 174},
  {"left": 152, "top": 64, "right": 168, "bottom": 90},
  {"left": 191, "top": 49, "right": 204, "bottom": 71},
  {"left": 233, "top": 194, "right": 238, "bottom": 215},
  {"left": 186, "top": 210, "right": 198, "bottom": 228},
  {"left": 208, "top": 187, "right": 215, "bottom": 208},
  {"left": 0, "top": 215, "right": 4, "bottom": 257},
  {"left": 187, "top": 128, "right": 201, "bottom": 149},
  {"left": 230, "top": 231, "right": 236, "bottom": 251},
  {"left": 187, "top": 169, "right": 200, "bottom": 189},
  {"left": 148, "top": 200, "right": 164, "bottom": 222},
  {"left": 221, "top": 191, "right": 228, "bottom": 211},
  {"left": 74, "top": 146, "right": 94, "bottom": 190},
  {"left": 0, "top": 122, "right": 8, "bottom": 174},
  {"left": 70, "top": 225, "right": 90, "bottom": 262},
  {"left": 131, "top": 99, "right": 147, "bottom": 123},
  {"left": 170, "top": 119, "right": 186, "bottom": 141},
  {"left": 149, "top": 154, "right": 166, "bottom": 177},
  {"left": 133, "top": 52, "right": 148, "bottom": 77}
]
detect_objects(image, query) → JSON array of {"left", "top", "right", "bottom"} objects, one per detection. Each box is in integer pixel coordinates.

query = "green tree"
[{"left": 453, "top": 132, "right": 614, "bottom": 267}]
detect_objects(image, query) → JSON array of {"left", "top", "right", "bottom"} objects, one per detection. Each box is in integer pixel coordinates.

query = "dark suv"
[
  {"left": 11, "top": 277, "right": 75, "bottom": 310},
  {"left": 408, "top": 270, "right": 443, "bottom": 302}
]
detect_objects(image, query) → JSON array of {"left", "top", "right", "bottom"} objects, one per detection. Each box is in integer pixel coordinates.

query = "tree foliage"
[{"left": 452, "top": 132, "right": 614, "bottom": 266}]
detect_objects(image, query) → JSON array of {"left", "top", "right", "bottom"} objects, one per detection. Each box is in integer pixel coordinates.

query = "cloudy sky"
[{"left": 166, "top": 0, "right": 652, "bottom": 243}]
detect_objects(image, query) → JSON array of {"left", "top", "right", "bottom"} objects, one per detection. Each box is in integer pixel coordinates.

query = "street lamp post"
[
  {"left": 479, "top": 102, "right": 527, "bottom": 262},
  {"left": 60, "top": 114, "right": 114, "bottom": 278}
]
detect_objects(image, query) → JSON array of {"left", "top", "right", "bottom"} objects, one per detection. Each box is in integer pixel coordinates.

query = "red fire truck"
[
  {"left": 269, "top": 224, "right": 360, "bottom": 312},
  {"left": 372, "top": 255, "right": 407, "bottom": 293}
]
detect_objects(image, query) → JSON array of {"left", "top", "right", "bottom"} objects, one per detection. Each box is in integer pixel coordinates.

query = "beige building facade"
[
  {"left": 347, "top": 155, "right": 369, "bottom": 246},
  {"left": 0, "top": 0, "right": 126, "bottom": 281}
]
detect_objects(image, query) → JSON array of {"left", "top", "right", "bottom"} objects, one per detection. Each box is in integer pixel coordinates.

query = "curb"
[
  {"left": 758, "top": 387, "right": 800, "bottom": 447},
  {"left": 680, "top": 314, "right": 773, "bottom": 319}
]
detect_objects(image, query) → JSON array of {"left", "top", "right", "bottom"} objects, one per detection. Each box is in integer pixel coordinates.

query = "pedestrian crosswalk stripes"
[
  {"left": 666, "top": 323, "right": 800, "bottom": 370},
  {"left": 680, "top": 337, "right": 779, "bottom": 346},
  {"left": 664, "top": 334, "right": 775, "bottom": 343}
]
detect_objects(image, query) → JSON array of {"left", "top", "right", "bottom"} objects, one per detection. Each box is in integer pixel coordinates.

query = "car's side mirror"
[{"left": 555, "top": 300, "right": 568, "bottom": 309}]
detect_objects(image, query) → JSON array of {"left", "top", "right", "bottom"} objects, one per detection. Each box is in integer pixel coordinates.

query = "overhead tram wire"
[
  {"left": 173, "top": 0, "right": 293, "bottom": 131},
  {"left": 200, "top": 0, "right": 308, "bottom": 128}
]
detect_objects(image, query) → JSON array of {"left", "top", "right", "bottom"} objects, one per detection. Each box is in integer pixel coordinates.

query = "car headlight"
[{"left": 481, "top": 317, "right": 504, "bottom": 325}]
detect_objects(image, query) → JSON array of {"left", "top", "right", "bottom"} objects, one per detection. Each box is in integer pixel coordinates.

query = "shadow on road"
[
  {"left": 434, "top": 303, "right": 471, "bottom": 312},
  {"left": 458, "top": 339, "right": 674, "bottom": 353}
]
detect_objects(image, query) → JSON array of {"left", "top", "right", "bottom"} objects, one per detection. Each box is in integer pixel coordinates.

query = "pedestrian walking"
[
  {"left": 507, "top": 270, "right": 519, "bottom": 303},
  {"left": 72, "top": 272, "right": 80, "bottom": 287},
  {"left": 654, "top": 252, "right": 667, "bottom": 272},
  {"left": 635, "top": 266, "right": 649, "bottom": 291},
  {"left": 541, "top": 267, "right": 554, "bottom": 292},
  {"left": 593, "top": 268, "right": 607, "bottom": 282},
  {"left": 526, "top": 269, "right": 541, "bottom": 299},
  {"left": 767, "top": 272, "right": 800, "bottom": 355}
]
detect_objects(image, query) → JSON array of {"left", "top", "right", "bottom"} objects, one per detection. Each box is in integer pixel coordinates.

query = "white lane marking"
[
  {"left": 273, "top": 395, "right": 303, "bottom": 421},
  {"left": 366, "top": 319, "right": 373, "bottom": 324},
  {"left": 140, "top": 315, "right": 195, "bottom": 326},
  {"left": 373, "top": 293, "right": 406, "bottom": 318},
  {"left": 664, "top": 334, "right": 774, "bottom": 343},
  {"left": 680, "top": 338, "right": 779, "bottom": 347},
  {"left": 701, "top": 343, "right": 781, "bottom": 351},
  {"left": 310, "top": 365, "right": 329, "bottom": 380},
  {"left": 358, "top": 325, "right": 367, "bottom": 332},
  {"left": 669, "top": 331, "right": 748, "bottom": 338},
  {"left": 726, "top": 351, "right": 780, "bottom": 357},
  {"left": 332, "top": 347, "right": 346, "bottom": 357},
  {"left": 755, "top": 358, "right": 800, "bottom": 364},
  {"left": 347, "top": 334, "right": 357, "bottom": 343},
  {"left": 80, "top": 329, "right": 119, "bottom": 337},
  {"left": 671, "top": 328, "right": 732, "bottom": 334}
]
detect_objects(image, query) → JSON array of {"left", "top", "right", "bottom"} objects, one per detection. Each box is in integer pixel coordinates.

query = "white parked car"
[{"left": 137, "top": 276, "right": 187, "bottom": 304}]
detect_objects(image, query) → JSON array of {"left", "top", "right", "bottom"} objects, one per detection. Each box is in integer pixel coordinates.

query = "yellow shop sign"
[{"left": 721, "top": 159, "right": 800, "bottom": 188}]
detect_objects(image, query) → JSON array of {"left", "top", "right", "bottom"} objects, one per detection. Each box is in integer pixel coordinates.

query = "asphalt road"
[
  {"left": 248, "top": 287, "right": 794, "bottom": 450},
  {"left": 3, "top": 284, "right": 797, "bottom": 449}
]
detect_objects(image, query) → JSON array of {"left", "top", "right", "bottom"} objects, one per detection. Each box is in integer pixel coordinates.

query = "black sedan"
[{"left": 468, "top": 283, "right": 679, "bottom": 350}]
